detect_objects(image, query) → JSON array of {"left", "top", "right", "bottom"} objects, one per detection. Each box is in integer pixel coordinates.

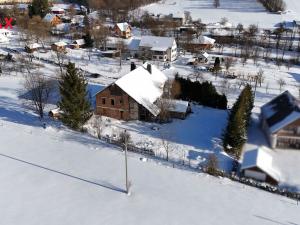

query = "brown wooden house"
[
  {"left": 113, "top": 22, "right": 132, "bottom": 39},
  {"left": 95, "top": 63, "right": 167, "bottom": 121},
  {"left": 261, "top": 91, "right": 300, "bottom": 149}
]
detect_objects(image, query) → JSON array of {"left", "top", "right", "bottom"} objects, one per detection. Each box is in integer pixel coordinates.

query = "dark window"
[
  {"left": 102, "top": 98, "right": 106, "bottom": 104},
  {"left": 120, "top": 98, "right": 123, "bottom": 104},
  {"left": 111, "top": 99, "right": 115, "bottom": 105}
]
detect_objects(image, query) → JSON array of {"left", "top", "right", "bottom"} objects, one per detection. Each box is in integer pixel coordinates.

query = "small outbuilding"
[
  {"left": 25, "top": 43, "right": 42, "bottom": 53},
  {"left": 51, "top": 41, "right": 67, "bottom": 52},
  {"left": 168, "top": 100, "right": 191, "bottom": 119},
  {"left": 72, "top": 39, "right": 85, "bottom": 49},
  {"left": 241, "top": 147, "right": 280, "bottom": 185}
]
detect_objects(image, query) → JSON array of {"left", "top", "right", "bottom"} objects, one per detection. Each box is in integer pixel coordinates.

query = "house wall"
[
  {"left": 262, "top": 116, "right": 300, "bottom": 149},
  {"left": 95, "top": 84, "right": 141, "bottom": 121},
  {"left": 242, "top": 167, "right": 278, "bottom": 186}
]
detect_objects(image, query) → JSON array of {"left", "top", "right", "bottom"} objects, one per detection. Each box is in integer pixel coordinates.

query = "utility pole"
[{"left": 123, "top": 130, "right": 129, "bottom": 195}]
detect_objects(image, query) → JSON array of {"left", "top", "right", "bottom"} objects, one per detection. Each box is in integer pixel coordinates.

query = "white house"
[
  {"left": 241, "top": 147, "right": 280, "bottom": 185},
  {"left": 138, "top": 36, "right": 177, "bottom": 62}
]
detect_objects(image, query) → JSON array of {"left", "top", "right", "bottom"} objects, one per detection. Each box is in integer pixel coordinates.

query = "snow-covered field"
[
  {"left": 141, "top": 0, "right": 300, "bottom": 28},
  {"left": 0, "top": 76, "right": 299, "bottom": 225}
]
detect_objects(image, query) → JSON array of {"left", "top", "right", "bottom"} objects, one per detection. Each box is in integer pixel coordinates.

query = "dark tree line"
[
  {"left": 174, "top": 75, "right": 227, "bottom": 110},
  {"left": 258, "top": 0, "right": 286, "bottom": 12},
  {"left": 222, "top": 85, "right": 254, "bottom": 159}
]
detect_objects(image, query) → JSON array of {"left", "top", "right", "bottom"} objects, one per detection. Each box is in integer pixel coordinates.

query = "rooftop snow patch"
[
  {"left": 116, "top": 22, "right": 130, "bottom": 32},
  {"left": 115, "top": 63, "right": 167, "bottom": 116},
  {"left": 139, "top": 36, "right": 175, "bottom": 49}
]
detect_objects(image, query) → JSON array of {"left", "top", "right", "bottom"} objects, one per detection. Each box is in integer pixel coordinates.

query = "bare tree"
[
  {"left": 184, "top": 11, "right": 192, "bottom": 24},
  {"left": 119, "top": 130, "right": 131, "bottom": 195},
  {"left": 205, "top": 154, "right": 219, "bottom": 175},
  {"left": 92, "top": 115, "right": 103, "bottom": 138},
  {"left": 53, "top": 51, "right": 67, "bottom": 76},
  {"left": 277, "top": 78, "right": 286, "bottom": 92},
  {"left": 256, "top": 68, "right": 265, "bottom": 87},
  {"left": 213, "top": 0, "right": 220, "bottom": 8},
  {"left": 160, "top": 130, "right": 174, "bottom": 161},
  {"left": 224, "top": 57, "right": 235, "bottom": 71},
  {"left": 23, "top": 73, "right": 54, "bottom": 119}
]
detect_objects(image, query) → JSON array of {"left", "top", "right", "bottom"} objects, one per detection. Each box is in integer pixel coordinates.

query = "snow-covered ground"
[
  {"left": 85, "top": 105, "right": 232, "bottom": 171},
  {"left": 141, "top": 0, "right": 300, "bottom": 28},
  {"left": 0, "top": 76, "right": 299, "bottom": 225}
]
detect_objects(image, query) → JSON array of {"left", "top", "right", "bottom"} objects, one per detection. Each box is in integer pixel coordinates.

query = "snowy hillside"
[
  {"left": 141, "top": 0, "right": 300, "bottom": 28},
  {"left": 0, "top": 77, "right": 299, "bottom": 225}
]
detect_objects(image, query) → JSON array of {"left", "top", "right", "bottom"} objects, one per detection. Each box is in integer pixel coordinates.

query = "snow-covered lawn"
[
  {"left": 141, "top": 0, "right": 299, "bottom": 28},
  {"left": 85, "top": 105, "right": 232, "bottom": 171},
  {"left": 0, "top": 76, "right": 299, "bottom": 225}
]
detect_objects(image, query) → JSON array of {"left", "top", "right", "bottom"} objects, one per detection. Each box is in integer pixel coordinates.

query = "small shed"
[
  {"left": 72, "top": 39, "right": 85, "bottom": 49},
  {"left": 25, "top": 43, "right": 42, "bottom": 53},
  {"left": 241, "top": 147, "right": 280, "bottom": 185},
  {"left": 197, "top": 52, "right": 209, "bottom": 63},
  {"left": 168, "top": 100, "right": 191, "bottom": 119},
  {"left": 49, "top": 108, "right": 63, "bottom": 119},
  {"left": 51, "top": 41, "right": 67, "bottom": 52}
]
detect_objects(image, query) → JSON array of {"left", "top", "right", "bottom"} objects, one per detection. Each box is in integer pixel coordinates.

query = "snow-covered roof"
[
  {"left": 51, "top": 6, "right": 65, "bottom": 12},
  {"left": 168, "top": 100, "right": 190, "bottom": 113},
  {"left": 261, "top": 91, "right": 300, "bottom": 133},
  {"left": 116, "top": 22, "right": 130, "bottom": 32},
  {"left": 54, "top": 23, "right": 71, "bottom": 31},
  {"left": 17, "top": 4, "right": 28, "bottom": 9},
  {"left": 195, "top": 36, "right": 216, "bottom": 45},
  {"left": 139, "top": 36, "right": 175, "bottom": 50},
  {"left": 43, "top": 13, "right": 57, "bottom": 22},
  {"left": 114, "top": 63, "right": 167, "bottom": 116},
  {"left": 53, "top": 3, "right": 81, "bottom": 11},
  {"left": 241, "top": 147, "right": 280, "bottom": 182},
  {"left": 200, "top": 52, "right": 209, "bottom": 58},
  {"left": 53, "top": 41, "right": 67, "bottom": 47},
  {"left": 73, "top": 39, "right": 85, "bottom": 45},
  {"left": 0, "top": 34, "right": 9, "bottom": 43},
  {"left": 127, "top": 38, "right": 141, "bottom": 51},
  {"left": 27, "top": 43, "right": 41, "bottom": 49}
]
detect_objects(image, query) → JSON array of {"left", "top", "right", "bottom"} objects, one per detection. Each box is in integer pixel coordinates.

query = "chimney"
[
  {"left": 131, "top": 62, "right": 136, "bottom": 71},
  {"left": 147, "top": 64, "right": 152, "bottom": 74}
]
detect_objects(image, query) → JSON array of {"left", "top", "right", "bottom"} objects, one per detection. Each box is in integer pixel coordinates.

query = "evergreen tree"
[
  {"left": 58, "top": 62, "right": 91, "bottom": 130},
  {"left": 28, "top": 0, "right": 49, "bottom": 18},
  {"left": 222, "top": 85, "right": 254, "bottom": 159},
  {"left": 83, "top": 32, "right": 94, "bottom": 48}
]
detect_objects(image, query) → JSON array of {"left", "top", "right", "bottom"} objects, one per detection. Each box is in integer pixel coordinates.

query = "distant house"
[
  {"left": 44, "top": 13, "right": 62, "bottom": 26},
  {"left": 184, "top": 36, "right": 215, "bottom": 52},
  {"left": 138, "top": 36, "right": 177, "bottom": 62},
  {"left": 165, "top": 12, "right": 185, "bottom": 25},
  {"left": 113, "top": 22, "right": 132, "bottom": 39},
  {"left": 261, "top": 91, "right": 300, "bottom": 149},
  {"left": 25, "top": 43, "right": 41, "bottom": 53},
  {"left": 51, "top": 6, "right": 65, "bottom": 15},
  {"left": 95, "top": 63, "right": 167, "bottom": 121},
  {"left": 197, "top": 51, "right": 210, "bottom": 63},
  {"left": 51, "top": 41, "right": 67, "bottom": 52},
  {"left": 72, "top": 39, "right": 85, "bottom": 49},
  {"left": 241, "top": 147, "right": 280, "bottom": 185},
  {"left": 52, "top": 23, "right": 71, "bottom": 35}
]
